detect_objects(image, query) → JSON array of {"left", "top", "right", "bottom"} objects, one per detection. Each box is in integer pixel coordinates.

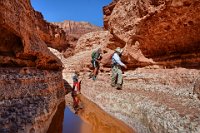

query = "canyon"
[
  {"left": 0, "top": 0, "right": 200, "bottom": 133},
  {"left": 54, "top": 0, "right": 200, "bottom": 133}
]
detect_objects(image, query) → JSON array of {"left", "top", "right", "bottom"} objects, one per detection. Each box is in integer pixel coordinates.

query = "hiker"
[
  {"left": 90, "top": 48, "right": 102, "bottom": 81},
  {"left": 71, "top": 71, "right": 81, "bottom": 110},
  {"left": 111, "top": 47, "right": 127, "bottom": 90}
]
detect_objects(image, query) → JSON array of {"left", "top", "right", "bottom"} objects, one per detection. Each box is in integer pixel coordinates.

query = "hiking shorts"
[{"left": 91, "top": 60, "right": 99, "bottom": 68}]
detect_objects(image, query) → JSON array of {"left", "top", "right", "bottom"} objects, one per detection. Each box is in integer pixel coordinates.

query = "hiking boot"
[
  {"left": 111, "top": 83, "right": 116, "bottom": 87},
  {"left": 92, "top": 76, "right": 96, "bottom": 81},
  {"left": 116, "top": 84, "right": 122, "bottom": 90}
]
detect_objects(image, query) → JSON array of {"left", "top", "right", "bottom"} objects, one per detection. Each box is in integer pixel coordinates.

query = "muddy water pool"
[{"left": 47, "top": 95, "right": 134, "bottom": 133}]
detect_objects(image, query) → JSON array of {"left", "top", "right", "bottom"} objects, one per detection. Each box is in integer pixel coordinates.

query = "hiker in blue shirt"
[{"left": 111, "top": 47, "right": 127, "bottom": 90}]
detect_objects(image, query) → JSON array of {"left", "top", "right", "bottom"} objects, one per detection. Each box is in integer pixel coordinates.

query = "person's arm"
[
  {"left": 94, "top": 52, "right": 100, "bottom": 61},
  {"left": 113, "top": 53, "right": 126, "bottom": 67}
]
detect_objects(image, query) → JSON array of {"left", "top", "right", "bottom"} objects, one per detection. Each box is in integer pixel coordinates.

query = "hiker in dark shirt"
[{"left": 90, "top": 48, "right": 102, "bottom": 81}]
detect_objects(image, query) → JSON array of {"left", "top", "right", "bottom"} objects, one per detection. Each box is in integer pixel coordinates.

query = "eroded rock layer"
[
  {"left": 53, "top": 20, "right": 102, "bottom": 39},
  {"left": 103, "top": 0, "right": 200, "bottom": 68},
  {"left": 0, "top": 0, "right": 65, "bottom": 70},
  {"left": 52, "top": 20, "right": 103, "bottom": 58},
  {"left": 0, "top": 67, "right": 65, "bottom": 133},
  {"left": 0, "top": 0, "right": 65, "bottom": 132}
]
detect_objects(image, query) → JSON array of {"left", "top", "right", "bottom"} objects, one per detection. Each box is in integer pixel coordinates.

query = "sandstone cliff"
[
  {"left": 0, "top": 0, "right": 66, "bottom": 70},
  {"left": 103, "top": 0, "right": 200, "bottom": 68},
  {"left": 52, "top": 20, "right": 102, "bottom": 58},
  {"left": 0, "top": 0, "right": 65, "bottom": 132},
  {"left": 53, "top": 20, "right": 102, "bottom": 38}
]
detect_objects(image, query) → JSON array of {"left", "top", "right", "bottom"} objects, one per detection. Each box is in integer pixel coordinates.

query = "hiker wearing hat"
[{"left": 111, "top": 47, "right": 127, "bottom": 89}]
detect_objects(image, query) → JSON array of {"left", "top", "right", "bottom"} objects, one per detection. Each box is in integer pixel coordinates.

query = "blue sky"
[{"left": 31, "top": 0, "right": 112, "bottom": 26}]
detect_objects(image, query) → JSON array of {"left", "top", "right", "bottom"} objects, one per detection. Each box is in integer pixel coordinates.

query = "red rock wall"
[
  {"left": 0, "top": 0, "right": 66, "bottom": 132},
  {"left": 53, "top": 20, "right": 103, "bottom": 57},
  {"left": 53, "top": 20, "right": 102, "bottom": 39},
  {"left": 103, "top": 0, "right": 200, "bottom": 68},
  {"left": 35, "top": 12, "right": 69, "bottom": 52},
  {"left": 0, "top": 0, "right": 66, "bottom": 70}
]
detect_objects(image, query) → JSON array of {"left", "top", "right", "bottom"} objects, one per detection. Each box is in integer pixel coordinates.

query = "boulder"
[{"left": 104, "top": 0, "right": 200, "bottom": 68}]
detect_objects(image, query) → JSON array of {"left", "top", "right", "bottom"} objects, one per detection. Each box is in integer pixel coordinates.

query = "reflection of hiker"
[
  {"left": 90, "top": 48, "right": 102, "bottom": 81},
  {"left": 111, "top": 47, "right": 127, "bottom": 90},
  {"left": 71, "top": 71, "right": 81, "bottom": 110}
]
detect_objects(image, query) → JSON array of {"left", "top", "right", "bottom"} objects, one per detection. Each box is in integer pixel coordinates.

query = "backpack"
[{"left": 91, "top": 51, "right": 96, "bottom": 60}]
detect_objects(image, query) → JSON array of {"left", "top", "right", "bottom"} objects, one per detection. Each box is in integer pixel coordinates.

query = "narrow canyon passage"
[
  {"left": 47, "top": 94, "right": 134, "bottom": 133},
  {"left": 1, "top": 0, "right": 200, "bottom": 133}
]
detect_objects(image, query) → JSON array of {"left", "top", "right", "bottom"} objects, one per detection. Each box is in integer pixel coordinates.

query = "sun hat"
[{"left": 115, "top": 47, "right": 123, "bottom": 53}]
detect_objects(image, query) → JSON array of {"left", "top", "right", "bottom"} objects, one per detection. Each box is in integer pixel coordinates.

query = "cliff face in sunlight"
[
  {"left": 0, "top": 0, "right": 65, "bottom": 132},
  {"left": 53, "top": 20, "right": 102, "bottom": 39},
  {"left": 52, "top": 20, "right": 103, "bottom": 58},
  {"left": 103, "top": 0, "right": 200, "bottom": 68}
]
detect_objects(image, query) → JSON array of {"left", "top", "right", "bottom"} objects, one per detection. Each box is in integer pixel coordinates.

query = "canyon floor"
[{"left": 50, "top": 48, "right": 200, "bottom": 133}]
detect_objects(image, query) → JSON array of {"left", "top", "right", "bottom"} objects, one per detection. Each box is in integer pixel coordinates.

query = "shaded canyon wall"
[{"left": 0, "top": 0, "right": 65, "bottom": 132}]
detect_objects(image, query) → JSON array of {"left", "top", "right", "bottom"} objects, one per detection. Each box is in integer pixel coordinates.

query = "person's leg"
[
  {"left": 111, "top": 66, "right": 117, "bottom": 87},
  {"left": 116, "top": 68, "right": 123, "bottom": 89},
  {"left": 91, "top": 61, "right": 98, "bottom": 80},
  {"left": 89, "top": 61, "right": 95, "bottom": 78},
  {"left": 94, "top": 61, "right": 100, "bottom": 76},
  {"left": 92, "top": 61, "right": 97, "bottom": 79},
  {"left": 94, "top": 67, "right": 98, "bottom": 76}
]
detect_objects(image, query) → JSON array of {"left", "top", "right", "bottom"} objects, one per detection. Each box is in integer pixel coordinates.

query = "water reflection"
[
  {"left": 47, "top": 101, "right": 65, "bottom": 133},
  {"left": 77, "top": 96, "right": 133, "bottom": 133},
  {"left": 62, "top": 107, "right": 92, "bottom": 133},
  {"left": 48, "top": 95, "right": 134, "bottom": 133},
  {"left": 47, "top": 101, "right": 91, "bottom": 133}
]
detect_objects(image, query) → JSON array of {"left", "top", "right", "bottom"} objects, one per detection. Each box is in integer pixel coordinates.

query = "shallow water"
[
  {"left": 62, "top": 107, "right": 92, "bottom": 133},
  {"left": 47, "top": 95, "right": 134, "bottom": 133}
]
